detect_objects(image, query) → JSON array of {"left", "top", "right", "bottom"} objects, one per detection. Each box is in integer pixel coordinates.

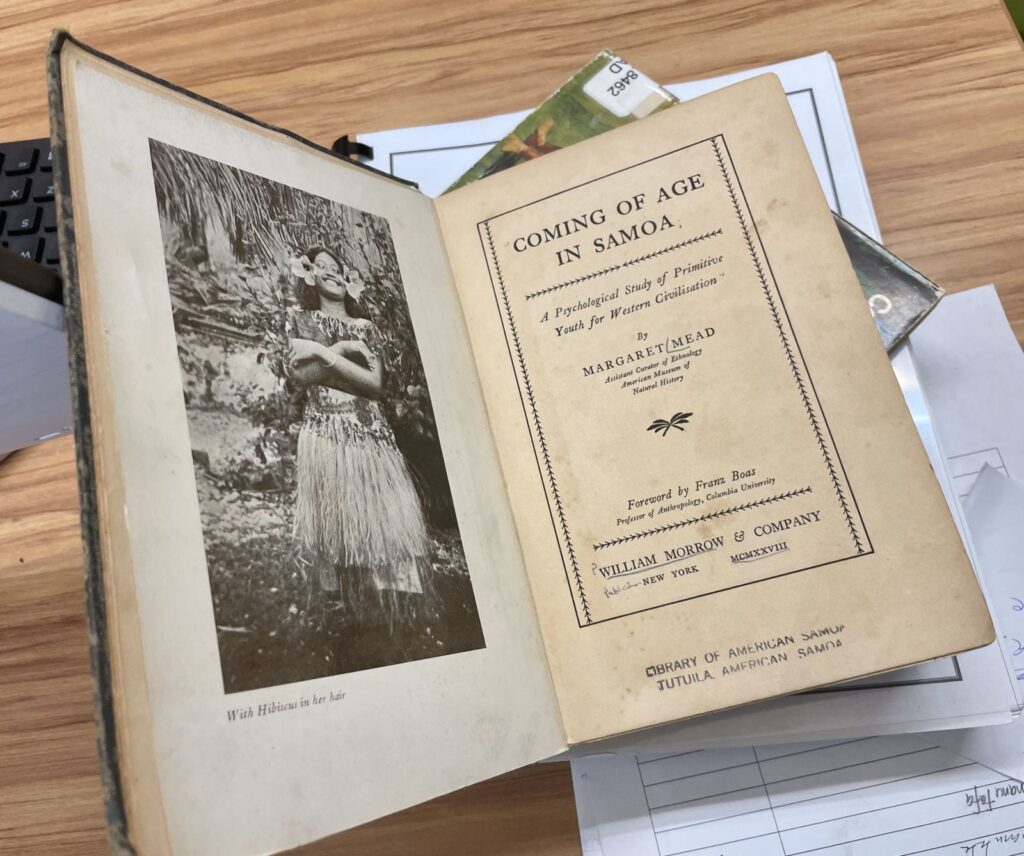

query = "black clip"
[{"left": 331, "top": 135, "right": 374, "bottom": 163}]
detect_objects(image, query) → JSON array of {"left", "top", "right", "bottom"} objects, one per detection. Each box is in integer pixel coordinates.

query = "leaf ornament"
[{"left": 647, "top": 411, "right": 693, "bottom": 437}]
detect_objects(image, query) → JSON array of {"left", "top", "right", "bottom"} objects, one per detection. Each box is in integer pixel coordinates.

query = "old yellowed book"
[
  {"left": 436, "top": 71, "right": 993, "bottom": 743},
  {"left": 51, "top": 32, "right": 992, "bottom": 855}
]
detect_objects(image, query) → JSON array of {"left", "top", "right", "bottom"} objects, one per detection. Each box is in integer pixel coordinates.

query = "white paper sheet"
[
  {"left": 906, "top": 285, "right": 1024, "bottom": 508},
  {"left": 0, "top": 279, "right": 72, "bottom": 454},
  {"left": 905, "top": 286, "right": 1024, "bottom": 713},
  {"left": 932, "top": 468, "right": 1024, "bottom": 784},
  {"left": 573, "top": 736, "right": 1024, "bottom": 856},
  {"left": 965, "top": 469, "right": 1024, "bottom": 693}
]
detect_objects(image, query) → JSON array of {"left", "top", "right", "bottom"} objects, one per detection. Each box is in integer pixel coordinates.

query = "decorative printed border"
[
  {"left": 482, "top": 222, "right": 592, "bottom": 624},
  {"left": 711, "top": 137, "right": 866, "bottom": 555},
  {"left": 594, "top": 487, "right": 814, "bottom": 550},
  {"left": 524, "top": 228, "right": 723, "bottom": 301},
  {"left": 478, "top": 134, "right": 872, "bottom": 627}
]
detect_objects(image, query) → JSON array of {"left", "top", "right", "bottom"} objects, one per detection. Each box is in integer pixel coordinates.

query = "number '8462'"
[{"left": 607, "top": 69, "right": 639, "bottom": 97}]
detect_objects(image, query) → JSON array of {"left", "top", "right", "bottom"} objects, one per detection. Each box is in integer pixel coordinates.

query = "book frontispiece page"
[
  {"left": 59, "top": 43, "right": 563, "bottom": 855},
  {"left": 437, "top": 75, "right": 993, "bottom": 744}
]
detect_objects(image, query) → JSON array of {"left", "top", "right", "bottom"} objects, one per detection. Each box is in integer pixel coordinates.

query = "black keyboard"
[{"left": 0, "top": 137, "right": 59, "bottom": 271}]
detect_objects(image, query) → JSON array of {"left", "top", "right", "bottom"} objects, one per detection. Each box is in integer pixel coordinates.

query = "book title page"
[
  {"left": 475, "top": 132, "right": 869, "bottom": 628},
  {"left": 437, "top": 75, "right": 991, "bottom": 742}
]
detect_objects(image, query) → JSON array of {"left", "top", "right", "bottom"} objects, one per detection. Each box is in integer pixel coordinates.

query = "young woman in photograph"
[{"left": 284, "top": 245, "right": 428, "bottom": 613}]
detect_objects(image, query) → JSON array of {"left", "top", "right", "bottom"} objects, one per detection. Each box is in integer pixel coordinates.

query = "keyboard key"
[
  {"left": 4, "top": 145, "right": 37, "bottom": 175},
  {"left": 0, "top": 139, "right": 56, "bottom": 268},
  {"left": 5, "top": 204, "right": 41, "bottom": 235},
  {"left": 41, "top": 235, "right": 60, "bottom": 266},
  {"left": 7, "top": 235, "right": 42, "bottom": 262},
  {"left": 0, "top": 176, "right": 30, "bottom": 205},
  {"left": 33, "top": 179, "right": 54, "bottom": 202}
]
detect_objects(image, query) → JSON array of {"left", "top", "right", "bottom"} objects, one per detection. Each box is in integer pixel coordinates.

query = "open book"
[{"left": 49, "top": 33, "right": 994, "bottom": 855}]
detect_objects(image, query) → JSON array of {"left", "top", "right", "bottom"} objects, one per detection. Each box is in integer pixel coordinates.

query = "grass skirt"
[{"left": 294, "top": 415, "right": 427, "bottom": 596}]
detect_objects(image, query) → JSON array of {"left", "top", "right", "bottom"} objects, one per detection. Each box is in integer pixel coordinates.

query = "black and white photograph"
[{"left": 149, "top": 140, "right": 485, "bottom": 693}]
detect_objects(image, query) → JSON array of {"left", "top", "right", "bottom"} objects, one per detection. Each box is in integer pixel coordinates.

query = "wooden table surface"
[{"left": 2, "top": 1, "right": 1023, "bottom": 853}]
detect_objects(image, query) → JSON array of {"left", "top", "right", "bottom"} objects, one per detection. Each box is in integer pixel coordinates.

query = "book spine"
[{"left": 46, "top": 29, "right": 135, "bottom": 856}]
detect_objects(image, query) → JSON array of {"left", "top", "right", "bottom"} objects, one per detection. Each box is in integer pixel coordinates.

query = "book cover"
[{"left": 446, "top": 50, "right": 676, "bottom": 192}]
